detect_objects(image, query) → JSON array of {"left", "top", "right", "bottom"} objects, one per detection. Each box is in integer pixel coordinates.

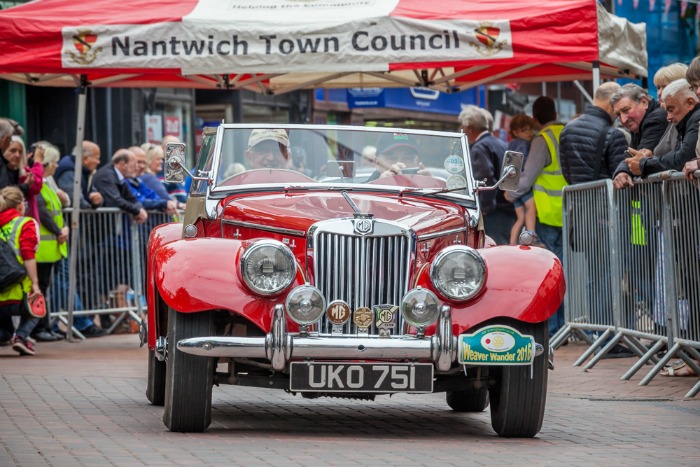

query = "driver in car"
[
  {"left": 244, "top": 129, "right": 291, "bottom": 169},
  {"left": 366, "top": 133, "right": 430, "bottom": 181}
]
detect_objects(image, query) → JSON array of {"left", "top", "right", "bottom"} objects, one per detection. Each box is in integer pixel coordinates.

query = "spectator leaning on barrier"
[
  {"left": 0, "top": 186, "right": 42, "bottom": 356},
  {"left": 55, "top": 140, "right": 103, "bottom": 209},
  {"left": 611, "top": 83, "right": 667, "bottom": 156},
  {"left": 505, "top": 96, "right": 567, "bottom": 336},
  {"left": 684, "top": 56, "right": 700, "bottom": 180},
  {"left": 560, "top": 82, "right": 628, "bottom": 184},
  {"left": 92, "top": 149, "right": 148, "bottom": 224},
  {"left": 614, "top": 79, "right": 700, "bottom": 187},
  {"left": 652, "top": 63, "right": 689, "bottom": 156},
  {"left": 459, "top": 105, "right": 514, "bottom": 245},
  {"left": 31, "top": 144, "right": 69, "bottom": 342},
  {"left": 127, "top": 146, "right": 178, "bottom": 215},
  {"left": 140, "top": 143, "right": 173, "bottom": 201}
]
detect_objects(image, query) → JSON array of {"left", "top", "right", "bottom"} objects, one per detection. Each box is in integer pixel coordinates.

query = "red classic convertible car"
[{"left": 142, "top": 124, "right": 564, "bottom": 437}]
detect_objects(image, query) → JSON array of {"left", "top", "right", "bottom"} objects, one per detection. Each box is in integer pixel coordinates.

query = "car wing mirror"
[
  {"left": 474, "top": 150, "right": 523, "bottom": 193},
  {"left": 165, "top": 143, "right": 186, "bottom": 183},
  {"left": 165, "top": 142, "right": 210, "bottom": 184},
  {"left": 499, "top": 151, "right": 523, "bottom": 191}
]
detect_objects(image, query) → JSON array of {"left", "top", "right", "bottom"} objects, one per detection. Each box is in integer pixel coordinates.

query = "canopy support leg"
[
  {"left": 67, "top": 75, "right": 88, "bottom": 341},
  {"left": 592, "top": 60, "right": 600, "bottom": 95}
]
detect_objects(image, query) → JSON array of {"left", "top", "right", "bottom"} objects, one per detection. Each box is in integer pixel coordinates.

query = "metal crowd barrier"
[
  {"left": 47, "top": 208, "right": 179, "bottom": 338},
  {"left": 557, "top": 172, "right": 699, "bottom": 397}
]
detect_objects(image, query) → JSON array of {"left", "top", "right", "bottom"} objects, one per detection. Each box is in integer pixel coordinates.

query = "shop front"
[{"left": 312, "top": 87, "right": 486, "bottom": 131}]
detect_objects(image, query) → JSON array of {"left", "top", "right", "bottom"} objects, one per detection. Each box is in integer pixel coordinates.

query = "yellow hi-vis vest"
[
  {"left": 36, "top": 184, "right": 68, "bottom": 263},
  {"left": 630, "top": 200, "right": 647, "bottom": 246},
  {"left": 532, "top": 123, "right": 567, "bottom": 227},
  {"left": 0, "top": 217, "right": 32, "bottom": 302}
]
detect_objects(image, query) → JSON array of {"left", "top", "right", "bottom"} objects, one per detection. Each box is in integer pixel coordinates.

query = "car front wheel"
[
  {"left": 489, "top": 320, "right": 548, "bottom": 438},
  {"left": 162, "top": 308, "right": 215, "bottom": 432}
]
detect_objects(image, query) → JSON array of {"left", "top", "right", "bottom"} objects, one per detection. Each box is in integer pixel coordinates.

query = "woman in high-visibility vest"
[
  {"left": 0, "top": 186, "right": 41, "bottom": 356},
  {"left": 31, "top": 144, "right": 70, "bottom": 342}
]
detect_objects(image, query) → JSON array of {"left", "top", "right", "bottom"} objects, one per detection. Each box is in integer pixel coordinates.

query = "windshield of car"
[{"left": 210, "top": 126, "right": 473, "bottom": 198}]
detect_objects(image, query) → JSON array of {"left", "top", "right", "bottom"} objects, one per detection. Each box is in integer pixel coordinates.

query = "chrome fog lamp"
[
  {"left": 430, "top": 246, "right": 486, "bottom": 301},
  {"left": 400, "top": 288, "right": 440, "bottom": 328},
  {"left": 286, "top": 285, "right": 326, "bottom": 325},
  {"left": 241, "top": 239, "right": 296, "bottom": 295}
]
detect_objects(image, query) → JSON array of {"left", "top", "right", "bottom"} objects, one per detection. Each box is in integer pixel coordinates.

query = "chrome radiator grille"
[{"left": 312, "top": 219, "right": 413, "bottom": 335}]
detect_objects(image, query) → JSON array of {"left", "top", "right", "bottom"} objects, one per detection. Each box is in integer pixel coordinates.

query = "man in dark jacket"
[
  {"left": 560, "top": 82, "right": 628, "bottom": 184},
  {"left": 55, "top": 140, "right": 103, "bottom": 209},
  {"left": 614, "top": 79, "right": 700, "bottom": 187},
  {"left": 611, "top": 83, "right": 667, "bottom": 153},
  {"left": 459, "top": 105, "right": 514, "bottom": 245},
  {"left": 91, "top": 149, "right": 147, "bottom": 223}
]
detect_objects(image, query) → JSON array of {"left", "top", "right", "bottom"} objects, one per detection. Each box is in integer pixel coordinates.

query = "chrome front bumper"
[{"left": 177, "top": 304, "right": 458, "bottom": 372}]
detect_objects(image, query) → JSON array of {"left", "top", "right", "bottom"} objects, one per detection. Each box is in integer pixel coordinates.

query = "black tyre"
[
  {"left": 489, "top": 321, "right": 549, "bottom": 438},
  {"left": 446, "top": 387, "right": 489, "bottom": 412},
  {"left": 163, "top": 308, "right": 215, "bottom": 432},
  {"left": 146, "top": 349, "right": 166, "bottom": 406}
]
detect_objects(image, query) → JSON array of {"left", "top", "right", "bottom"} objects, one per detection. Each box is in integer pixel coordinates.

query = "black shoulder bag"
[{"left": 0, "top": 229, "right": 27, "bottom": 292}]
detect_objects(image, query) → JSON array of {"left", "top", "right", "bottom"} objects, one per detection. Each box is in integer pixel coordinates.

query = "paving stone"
[{"left": 0, "top": 336, "right": 699, "bottom": 465}]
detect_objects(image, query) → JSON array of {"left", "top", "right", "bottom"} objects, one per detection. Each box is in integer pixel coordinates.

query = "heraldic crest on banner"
[
  {"left": 470, "top": 22, "right": 506, "bottom": 57},
  {"left": 65, "top": 29, "right": 103, "bottom": 65}
]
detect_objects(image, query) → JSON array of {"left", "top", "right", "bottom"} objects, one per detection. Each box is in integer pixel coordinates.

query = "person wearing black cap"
[{"left": 366, "top": 132, "right": 429, "bottom": 182}]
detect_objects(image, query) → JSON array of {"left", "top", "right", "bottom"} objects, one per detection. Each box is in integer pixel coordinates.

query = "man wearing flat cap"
[{"left": 245, "top": 129, "right": 291, "bottom": 170}]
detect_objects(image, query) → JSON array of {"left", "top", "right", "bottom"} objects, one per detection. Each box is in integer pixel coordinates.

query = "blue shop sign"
[
  {"left": 323, "top": 87, "right": 481, "bottom": 114},
  {"left": 347, "top": 88, "right": 385, "bottom": 108}
]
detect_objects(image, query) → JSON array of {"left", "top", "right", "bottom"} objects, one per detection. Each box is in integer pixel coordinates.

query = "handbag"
[
  {"left": 0, "top": 231, "right": 26, "bottom": 291},
  {"left": 25, "top": 292, "right": 47, "bottom": 319}
]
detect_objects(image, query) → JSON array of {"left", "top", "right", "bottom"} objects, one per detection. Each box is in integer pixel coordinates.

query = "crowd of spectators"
[
  {"left": 0, "top": 117, "right": 186, "bottom": 355},
  {"left": 4, "top": 57, "right": 700, "bottom": 364},
  {"left": 458, "top": 57, "right": 700, "bottom": 350}
]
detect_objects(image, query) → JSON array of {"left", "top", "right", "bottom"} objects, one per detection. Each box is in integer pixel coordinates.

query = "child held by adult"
[{"left": 506, "top": 115, "right": 539, "bottom": 245}]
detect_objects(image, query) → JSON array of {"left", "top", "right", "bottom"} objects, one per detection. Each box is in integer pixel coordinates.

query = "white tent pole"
[
  {"left": 593, "top": 60, "right": 600, "bottom": 95},
  {"left": 66, "top": 75, "right": 87, "bottom": 341},
  {"left": 573, "top": 80, "right": 594, "bottom": 104}
]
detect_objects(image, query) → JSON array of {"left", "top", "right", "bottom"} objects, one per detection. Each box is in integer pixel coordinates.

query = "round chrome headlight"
[
  {"left": 286, "top": 285, "right": 326, "bottom": 325},
  {"left": 241, "top": 240, "right": 296, "bottom": 295},
  {"left": 400, "top": 288, "right": 440, "bottom": 327},
  {"left": 429, "top": 246, "right": 486, "bottom": 301}
]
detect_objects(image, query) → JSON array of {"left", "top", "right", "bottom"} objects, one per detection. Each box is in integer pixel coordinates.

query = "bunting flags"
[{"left": 620, "top": 0, "right": 691, "bottom": 13}]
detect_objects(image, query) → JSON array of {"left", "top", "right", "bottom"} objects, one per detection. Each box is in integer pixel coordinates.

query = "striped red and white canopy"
[{"left": 0, "top": 0, "right": 647, "bottom": 93}]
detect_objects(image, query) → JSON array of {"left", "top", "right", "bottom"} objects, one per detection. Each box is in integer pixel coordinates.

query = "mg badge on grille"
[
  {"left": 354, "top": 307, "right": 373, "bottom": 330},
  {"left": 353, "top": 218, "right": 373, "bottom": 235},
  {"left": 327, "top": 300, "right": 351, "bottom": 325},
  {"left": 374, "top": 304, "right": 398, "bottom": 337}
]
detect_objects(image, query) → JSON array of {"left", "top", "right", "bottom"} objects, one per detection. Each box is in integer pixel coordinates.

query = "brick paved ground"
[{"left": 1, "top": 335, "right": 698, "bottom": 466}]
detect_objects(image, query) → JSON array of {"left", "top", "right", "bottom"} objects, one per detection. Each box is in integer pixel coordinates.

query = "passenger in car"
[
  {"left": 244, "top": 129, "right": 291, "bottom": 170},
  {"left": 366, "top": 133, "right": 430, "bottom": 181}
]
